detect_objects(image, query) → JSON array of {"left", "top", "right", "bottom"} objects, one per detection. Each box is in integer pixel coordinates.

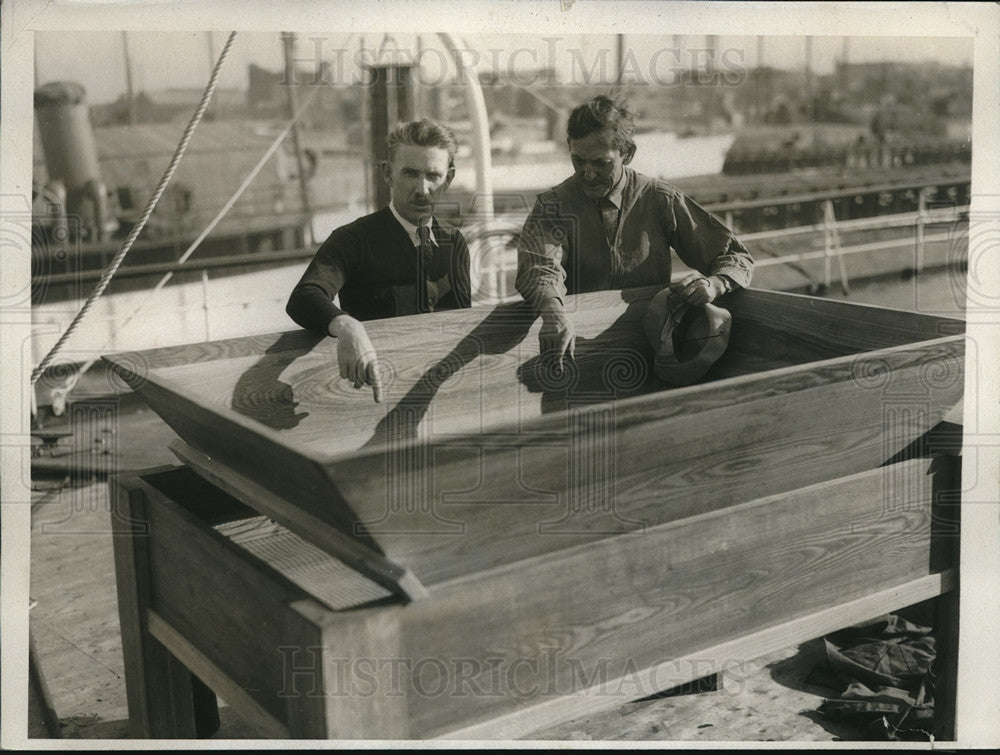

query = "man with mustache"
[
  {"left": 286, "top": 119, "right": 471, "bottom": 402},
  {"left": 515, "top": 95, "right": 754, "bottom": 370}
]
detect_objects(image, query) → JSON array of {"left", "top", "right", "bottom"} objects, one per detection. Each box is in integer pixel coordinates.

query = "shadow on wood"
[{"left": 231, "top": 331, "right": 325, "bottom": 431}]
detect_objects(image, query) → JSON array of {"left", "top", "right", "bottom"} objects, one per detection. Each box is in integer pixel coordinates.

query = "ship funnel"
[{"left": 34, "top": 81, "right": 108, "bottom": 241}]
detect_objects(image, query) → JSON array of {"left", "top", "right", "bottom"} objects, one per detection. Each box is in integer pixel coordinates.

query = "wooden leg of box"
[
  {"left": 930, "top": 452, "right": 960, "bottom": 742},
  {"left": 931, "top": 455, "right": 961, "bottom": 742},
  {"left": 192, "top": 677, "right": 220, "bottom": 738},
  {"left": 112, "top": 477, "right": 215, "bottom": 738},
  {"left": 932, "top": 587, "right": 959, "bottom": 741}
]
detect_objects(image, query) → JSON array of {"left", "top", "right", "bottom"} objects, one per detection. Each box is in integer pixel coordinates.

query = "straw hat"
[{"left": 643, "top": 287, "right": 732, "bottom": 387}]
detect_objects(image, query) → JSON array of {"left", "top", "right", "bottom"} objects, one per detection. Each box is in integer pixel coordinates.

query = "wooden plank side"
[
  {"left": 103, "top": 288, "right": 965, "bottom": 459},
  {"left": 105, "top": 288, "right": 964, "bottom": 585},
  {"left": 120, "top": 375, "right": 351, "bottom": 525},
  {"left": 136, "top": 334, "right": 963, "bottom": 587},
  {"left": 283, "top": 601, "right": 411, "bottom": 739},
  {"left": 133, "top": 471, "right": 336, "bottom": 728},
  {"left": 146, "top": 611, "right": 291, "bottom": 740},
  {"left": 324, "top": 339, "right": 964, "bottom": 584},
  {"left": 326, "top": 458, "right": 951, "bottom": 738},
  {"left": 453, "top": 572, "right": 956, "bottom": 741},
  {"left": 110, "top": 471, "right": 204, "bottom": 738},
  {"left": 171, "top": 440, "right": 426, "bottom": 602},
  {"left": 719, "top": 288, "right": 965, "bottom": 368}
]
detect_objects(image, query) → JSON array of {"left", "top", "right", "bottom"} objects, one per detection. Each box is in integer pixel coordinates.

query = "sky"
[{"left": 32, "top": 31, "right": 975, "bottom": 106}]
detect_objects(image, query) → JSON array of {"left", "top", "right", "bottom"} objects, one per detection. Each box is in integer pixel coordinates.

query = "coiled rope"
[{"left": 30, "top": 31, "right": 238, "bottom": 385}]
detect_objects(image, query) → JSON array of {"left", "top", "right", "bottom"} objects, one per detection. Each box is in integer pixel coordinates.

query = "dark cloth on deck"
[{"left": 810, "top": 614, "right": 937, "bottom": 741}]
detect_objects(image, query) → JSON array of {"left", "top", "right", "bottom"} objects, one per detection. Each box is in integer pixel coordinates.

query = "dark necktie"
[
  {"left": 418, "top": 224, "right": 437, "bottom": 311},
  {"left": 598, "top": 197, "right": 619, "bottom": 246}
]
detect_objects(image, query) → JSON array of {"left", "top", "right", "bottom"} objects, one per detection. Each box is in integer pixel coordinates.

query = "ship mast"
[
  {"left": 281, "top": 32, "right": 315, "bottom": 245},
  {"left": 121, "top": 31, "right": 137, "bottom": 125}
]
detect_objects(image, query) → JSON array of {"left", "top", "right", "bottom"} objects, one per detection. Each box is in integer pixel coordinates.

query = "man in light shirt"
[
  {"left": 286, "top": 119, "right": 471, "bottom": 402},
  {"left": 515, "top": 96, "right": 754, "bottom": 371}
]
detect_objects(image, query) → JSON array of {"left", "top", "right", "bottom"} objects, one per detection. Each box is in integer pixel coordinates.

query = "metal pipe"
[
  {"left": 359, "top": 35, "right": 373, "bottom": 213},
  {"left": 282, "top": 32, "right": 315, "bottom": 245},
  {"left": 437, "top": 32, "right": 493, "bottom": 221},
  {"left": 616, "top": 34, "right": 625, "bottom": 87}
]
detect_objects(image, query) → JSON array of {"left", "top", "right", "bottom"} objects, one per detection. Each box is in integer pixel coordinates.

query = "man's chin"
[
  {"left": 400, "top": 204, "right": 432, "bottom": 224},
  {"left": 579, "top": 183, "right": 608, "bottom": 199}
]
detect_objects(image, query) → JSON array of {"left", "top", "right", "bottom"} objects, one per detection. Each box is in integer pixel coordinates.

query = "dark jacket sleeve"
[
  {"left": 285, "top": 225, "right": 361, "bottom": 332},
  {"left": 450, "top": 229, "right": 472, "bottom": 309}
]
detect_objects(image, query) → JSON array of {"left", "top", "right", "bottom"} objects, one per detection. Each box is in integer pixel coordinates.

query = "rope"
[
  {"left": 77, "top": 84, "right": 325, "bottom": 364},
  {"left": 156, "top": 85, "right": 323, "bottom": 285},
  {"left": 52, "top": 83, "right": 324, "bottom": 393},
  {"left": 30, "top": 31, "right": 238, "bottom": 385}
]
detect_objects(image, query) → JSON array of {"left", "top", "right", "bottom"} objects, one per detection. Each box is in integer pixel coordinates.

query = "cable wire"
[
  {"left": 85, "top": 85, "right": 325, "bottom": 353},
  {"left": 31, "top": 31, "right": 238, "bottom": 385}
]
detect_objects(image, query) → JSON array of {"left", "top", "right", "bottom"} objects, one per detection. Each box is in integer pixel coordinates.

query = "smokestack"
[{"left": 34, "top": 81, "right": 108, "bottom": 241}]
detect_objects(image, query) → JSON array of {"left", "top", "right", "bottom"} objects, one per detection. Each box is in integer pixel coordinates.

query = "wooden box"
[
  {"left": 112, "top": 454, "right": 960, "bottom": 739},
  {"left": 105, "top": 286, "right": 965, "bottom": 738}
]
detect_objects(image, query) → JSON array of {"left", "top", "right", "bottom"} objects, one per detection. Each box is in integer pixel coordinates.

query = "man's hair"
[
  {"left": 566, "top": 95, "right": 637, "bottom": 156},
  {"left": 386, "top": 119, "right": 459, "bottom": 168}
]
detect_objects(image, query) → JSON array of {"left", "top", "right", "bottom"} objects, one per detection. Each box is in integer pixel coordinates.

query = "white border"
[{"left": 3, "top": 1, "right": 998, "bottom": 750}]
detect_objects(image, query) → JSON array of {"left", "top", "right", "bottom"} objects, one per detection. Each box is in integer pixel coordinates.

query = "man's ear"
[
  {"left": 442, "top": 165, "right": 455, "bottom": 191},
  {"left": 379, "top": 160, "right": 392, "bottom": 186},
  {"left": 622, "top": 143, "right": 637, "bottom": 165}
]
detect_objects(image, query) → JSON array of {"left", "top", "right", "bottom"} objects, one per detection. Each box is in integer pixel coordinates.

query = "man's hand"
[
  {"left": 668, "top": 273, "right": 728, "bottom": 307},
  {"left": 328, "top": 315, "right": 383, "bottom": 403},
  {"left": 538, "top": 298, "right": 576, "bottom": 373}
]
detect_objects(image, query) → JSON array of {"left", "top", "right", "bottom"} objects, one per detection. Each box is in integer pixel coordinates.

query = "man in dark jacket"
[
  {"left": 515, "top": 96, "right": 754, "bottom": 370},
  {"left": 286, "top": 119, "right": 471, "bottom": 402}
]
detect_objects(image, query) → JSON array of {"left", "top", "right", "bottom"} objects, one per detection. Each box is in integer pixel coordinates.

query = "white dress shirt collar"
[{"left": 389, "top": 201, "right": 437, "bottom": 248}]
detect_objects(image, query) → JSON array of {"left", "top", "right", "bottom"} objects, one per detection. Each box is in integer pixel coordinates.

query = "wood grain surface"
[
  {"left": 110, "top": 472, "right": 210, "bottom": 738},
  {"left": 104, "top": 288, "right": 965, "bottom": 585},
  {"left": 348, "top": 456, "right": 957, "bottom": 738},
  {"left": 172, "top": 440, "right": 425, "bottom": 601},
  {"left": 116, "top": 455, "right": 957, "bottom": 739},
  {"left": 37, "top": 476, "right": 926, "bottom": 742},
  {"left": 132, "top": 470, "right": 332, "bottom": 730}
]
